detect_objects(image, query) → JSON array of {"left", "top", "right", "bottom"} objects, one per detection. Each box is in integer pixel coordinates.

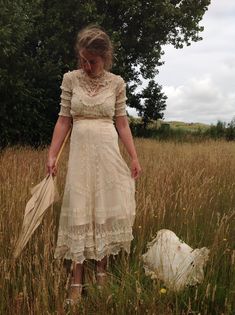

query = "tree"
[
  {"left": 225, "top": 117, "right": 235, "bottom": 141},
  {"left": 0, "top": 0, "right": 211, "bottom": 147},
  {"left": 139, "top": 80, "right": 167, "bottom": 128}
]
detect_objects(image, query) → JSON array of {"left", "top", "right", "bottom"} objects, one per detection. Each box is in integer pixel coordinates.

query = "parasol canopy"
[{"left": 13, "top": 126, "right": 72, "bottom": 259}]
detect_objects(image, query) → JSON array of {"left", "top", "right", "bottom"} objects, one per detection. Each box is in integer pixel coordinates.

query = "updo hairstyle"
[{"left": 75, "top": 25, "right": 113, "bottom": 71}]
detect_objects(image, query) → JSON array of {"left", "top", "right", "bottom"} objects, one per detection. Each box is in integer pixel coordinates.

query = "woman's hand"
[
  {"left": 46, "top": 155, "right": 57, "bottom": 176},
  {"left": 130, "top": 158, "right": 142, "bottom": 180}
]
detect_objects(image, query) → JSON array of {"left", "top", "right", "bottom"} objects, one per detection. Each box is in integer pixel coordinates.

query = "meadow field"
[{"left": 1, "top": 138, "right": 235, "bottom": 315}]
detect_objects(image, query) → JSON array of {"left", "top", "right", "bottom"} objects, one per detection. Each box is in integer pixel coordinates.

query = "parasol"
[{"left": 13, "top": 126, "right": 72, "bottom": 259}]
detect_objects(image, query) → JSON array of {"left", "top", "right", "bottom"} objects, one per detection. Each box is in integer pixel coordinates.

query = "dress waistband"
[{"left": 73, "top": 115, "right": 113, "bottom": 123}]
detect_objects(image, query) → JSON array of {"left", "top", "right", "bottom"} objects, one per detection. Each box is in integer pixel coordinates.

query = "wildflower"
[{"left": 159, "top": 288, "right": 167, "bottom": 294}]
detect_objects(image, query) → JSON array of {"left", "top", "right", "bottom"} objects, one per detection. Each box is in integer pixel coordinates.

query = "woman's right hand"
[{"left": 46, "top": 155, "right": 57, "bottom": 176}]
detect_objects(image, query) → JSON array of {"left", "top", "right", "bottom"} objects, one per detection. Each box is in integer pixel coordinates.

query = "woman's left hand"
[{"left": 130, "top": 158, "right": 142, "bottom": 180}]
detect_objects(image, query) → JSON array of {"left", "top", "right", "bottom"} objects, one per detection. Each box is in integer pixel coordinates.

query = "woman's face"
[{"left": 79, "top": 49, "right": 105, "bottom": 77}]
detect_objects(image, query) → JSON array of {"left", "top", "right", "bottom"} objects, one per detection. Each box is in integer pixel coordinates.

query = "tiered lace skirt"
[{"left": 54, "top": 118, "right": 136, "bottom": 263}]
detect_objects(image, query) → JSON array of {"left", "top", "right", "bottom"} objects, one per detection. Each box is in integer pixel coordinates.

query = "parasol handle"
[{"left": 55, "top": 125, "right": 72, "bottom": 167}]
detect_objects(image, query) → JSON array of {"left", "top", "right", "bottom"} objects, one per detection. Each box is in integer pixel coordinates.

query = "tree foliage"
[
  {"left": 139, "top": 80, "right": 167, "bottom": 128},
  {"left": 0, "top": 0, "right": 211, "bottom": 147}
]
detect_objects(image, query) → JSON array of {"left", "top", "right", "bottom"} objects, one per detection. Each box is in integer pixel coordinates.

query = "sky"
[{"left": 128, "top": 0, "right": 235, "bottom": 125}]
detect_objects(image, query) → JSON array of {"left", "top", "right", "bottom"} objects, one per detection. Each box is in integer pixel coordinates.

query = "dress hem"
[{"left": 53, "top": 241, "right": 132, "bottom": 264}]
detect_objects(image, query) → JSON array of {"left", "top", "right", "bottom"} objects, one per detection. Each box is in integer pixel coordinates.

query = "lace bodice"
[{"left": 58, "top": 69, "right": 127, "bottom": 119}]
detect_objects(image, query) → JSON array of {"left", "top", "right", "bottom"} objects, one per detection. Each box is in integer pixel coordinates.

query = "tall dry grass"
[{"left": 0, "top": 139, "right": 235, "bottom": 315}]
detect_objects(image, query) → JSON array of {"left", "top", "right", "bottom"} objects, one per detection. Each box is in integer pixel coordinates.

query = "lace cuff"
[
  {"left": 58, "top": 72, "right": 72, "bottom": 117},
  {"left": 115, "top": 77, "right": 127, "bottom": 117}
]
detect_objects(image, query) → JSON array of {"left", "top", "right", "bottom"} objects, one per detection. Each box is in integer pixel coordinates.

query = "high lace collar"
[
  {"left": 80, "top": 69, "right": 108, "bottom": 86},
  {"left": 76, "top": 69, "right": 112, "bottom": 97}
]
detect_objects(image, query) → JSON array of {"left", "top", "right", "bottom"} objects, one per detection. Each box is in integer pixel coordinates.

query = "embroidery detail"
[
  {"left": 58, "top": 69, "right": 127, "bottom": 119},
  {"left": 76, "top": 69, "right": 112, "bottom": 97}
]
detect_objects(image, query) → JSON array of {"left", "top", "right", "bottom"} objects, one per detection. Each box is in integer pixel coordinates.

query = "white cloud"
[
  {"left": 163, "top": 75, "right": 235, "bottom": 124},
  {"left": 155, "top": 0, "right": 235, "bottom": 124},
  {"left": 127, "top": 107, "right": 139, "bottom": 117}
]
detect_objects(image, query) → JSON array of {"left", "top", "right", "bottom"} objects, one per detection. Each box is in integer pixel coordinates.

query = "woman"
[{"left": 47, "top": 25, "right": 141, "bottom": 305}]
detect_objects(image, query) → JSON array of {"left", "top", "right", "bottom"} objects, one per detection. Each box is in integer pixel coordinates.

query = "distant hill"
[
  {"left": 166, "top": 121, "right": 210, "bottom": 131},
  {"left": 128, "top": 117, "right": 210, "bottom": 132},
  {"left": 128, "top": 117, "right": 235, "bottom": 140}
]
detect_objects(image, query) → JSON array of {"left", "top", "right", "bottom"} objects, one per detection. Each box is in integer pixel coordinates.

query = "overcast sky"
[{"left": 128, "top": 0, "right": 235, "bottom": 125}]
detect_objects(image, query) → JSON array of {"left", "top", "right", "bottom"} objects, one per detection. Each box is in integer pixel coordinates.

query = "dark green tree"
[
  {"left": 225, "top": 117, "right": 235, "bottom": 141},
  {"left": 0, "top": 0, "right": 211, "bottom": 147},
  {"left": 207, "top": 120, "right": 226, "bottom": 139},
  {"left": 139, "top": 80, "right": 167, "bottom": 128}
]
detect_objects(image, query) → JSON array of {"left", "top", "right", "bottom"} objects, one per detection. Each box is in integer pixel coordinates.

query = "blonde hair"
[{"left": 75, "top": 25, "right": 113, "bottom": 70}]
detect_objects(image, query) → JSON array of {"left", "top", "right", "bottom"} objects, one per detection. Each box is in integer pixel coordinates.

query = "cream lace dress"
[{"left": 53, "top": 69, "right": 136, "bottom": 263}]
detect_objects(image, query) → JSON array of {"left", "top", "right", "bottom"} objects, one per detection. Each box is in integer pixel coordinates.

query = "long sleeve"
[
  {"left": 115, "top": 77, "right": 127, "bottom": 117},
  {"left": 58, "top": 72, "right": 72, "bottom": 117}
]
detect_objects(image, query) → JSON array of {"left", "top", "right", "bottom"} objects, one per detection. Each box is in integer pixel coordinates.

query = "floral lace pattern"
[
  {"left": 78, "top": 70, "right": 111, "bottom": 96},
  {"left": 54, "top": 218, "right": 135, "bottom": 263},
  {"left": 58, "top": 69, "right": 127, "bottom": 118}
]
